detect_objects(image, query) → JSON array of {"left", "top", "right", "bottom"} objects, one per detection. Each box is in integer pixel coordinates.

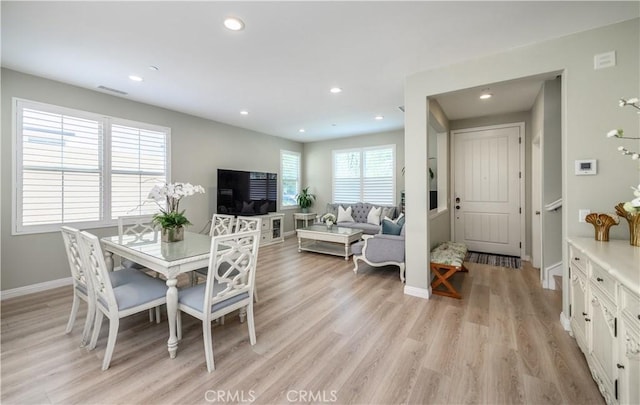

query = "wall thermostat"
[{"left": 575, "top": 159, "right": 597, "bottom": 175}]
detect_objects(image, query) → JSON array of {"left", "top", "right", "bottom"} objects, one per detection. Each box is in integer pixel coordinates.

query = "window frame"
[
  {"left": 12, "top": 98, "right": 171, "bottom": 235},
  {"left": 332, "top": 144, "right": 396, "bottom": 205},
  {"left": 280, "top": 149, "right": 301, "bottom": 210}
]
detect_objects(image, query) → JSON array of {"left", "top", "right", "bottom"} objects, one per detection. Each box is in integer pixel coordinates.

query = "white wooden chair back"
[
  {"left": 204, "top": 230, "right": 260, "bottom": 322},
  {"left": 77, "top": 231, "right": 118, "bottom": 315},
  {"left": 234, "top": 216, "right": 262, "bottom": 233},
  {"left": 117, "top": 215, "right": 157, "bottom": 244},
  {"left": 61, "top": 226, "right": 88, "bottom": 291},
  {"left": 209, "top": 214, "right": 236, "bottom": 236}
]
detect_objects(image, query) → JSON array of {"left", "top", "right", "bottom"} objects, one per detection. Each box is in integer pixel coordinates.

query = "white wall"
[
  {"left": 1, "top": 68, "right": 303, "bottom": 290},
  {"left": 304, "top": 129, "right": 405, "bottom": 214},
  {"left": 405, "top": 19, "right": 639, "bottom": 310}
]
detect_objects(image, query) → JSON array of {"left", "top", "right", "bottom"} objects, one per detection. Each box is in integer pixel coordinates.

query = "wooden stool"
[{"left": 430, "top": 242, "right": 468, "bottom": 299}]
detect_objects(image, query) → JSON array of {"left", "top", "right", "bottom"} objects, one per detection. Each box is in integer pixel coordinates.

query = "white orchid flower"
[{"left": 607, "top": 129, "right": 623, "bottom": 138}]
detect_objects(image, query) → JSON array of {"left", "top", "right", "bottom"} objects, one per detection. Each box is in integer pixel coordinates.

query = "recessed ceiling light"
[
  {"left": 298, "top": 128, "right": 305, "bottom": 133},
  {"left": 330, "top": 87, "right": 342, "bottom": 94},
  {"left": 375, "top": 115, "right": 384, "bottom": 120},
  {"left": 224, "top": 17, "right": 245, "bottom": 31},
  {"left": 240, "top": 110, "right": 249, "bottom": 115},
  {"left": 480, "top": 93, "right": 492, "bottom": 100},
  {"left": 128, "top": 75, "right": 143, "bottom": 82}
]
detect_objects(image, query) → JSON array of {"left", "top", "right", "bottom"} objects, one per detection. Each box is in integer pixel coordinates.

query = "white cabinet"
[
  {"left": 259, "top": 213, "right": 284, "bottom": 246},
  {"left": 567, "top": 238, "right": 640, "bottom": 405}
]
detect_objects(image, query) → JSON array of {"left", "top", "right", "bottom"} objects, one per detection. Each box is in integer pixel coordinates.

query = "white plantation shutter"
[
  {"left": 111, "top": 123, "right": 167, "bottom": 218},
  {"left": 281, "top": 150, "right": 300, "bottom": 207},
  {"left": 332, "top": 146, "right": 395, "bottom": 205},
  {"left": 14, "top": 99, "right": 170, "bottom": 234},
  {"left": 18, "top": 105, "right": 103, "bottom": 229}
]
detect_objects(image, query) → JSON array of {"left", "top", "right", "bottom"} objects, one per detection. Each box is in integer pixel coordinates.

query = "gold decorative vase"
[
  {"left": 615, "top": 203, "right": 640, "bottom": 247},
  {"left": 585, "top": 213, "right": 619, "bottom": 241},
  {"left": 161, "top": 226, "right": 184, "bottom": 243}
]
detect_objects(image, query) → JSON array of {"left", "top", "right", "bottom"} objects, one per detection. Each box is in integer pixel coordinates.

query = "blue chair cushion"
[
  {"left": 179, "top": 283, "right": 249, "bottom": 314},
  {"left": 109, "top": 268, "right": 155, "bottom": 287},
  {"left": 121, "top": 258, "right": 146, "bottom": 270},
  {"left": 108, "top": 277, "right": 167, "bottom": 311}
]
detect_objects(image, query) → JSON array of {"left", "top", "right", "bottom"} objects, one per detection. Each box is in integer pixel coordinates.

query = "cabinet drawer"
[
  {"left": 621, "top": 286, "right": 640, "bottom": 321},
  {"left": 569, "top": 246, "right": 587, "bottom": 273},
  {"left": 590, "top": 263, "right": 616, "bottom": 300},
  {"left": 261, "top": 220, "right": 270, "bottom": 231}
]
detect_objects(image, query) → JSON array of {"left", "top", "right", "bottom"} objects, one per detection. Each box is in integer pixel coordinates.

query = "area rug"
[{"left": 464, "top": 251, "right": 521, "bottom": 269}]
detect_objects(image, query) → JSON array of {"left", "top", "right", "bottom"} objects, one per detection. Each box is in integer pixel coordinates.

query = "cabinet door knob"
[
  {"left": 574, "top": 257, "right": 580, "bottom": 261},
  {"left": 585, "top": 318, "right": 591, "bottom": 322},
  {"left": 582, "top": 312, "right": 588, "bottom": 316},
  {"left": 617, "top": 363, "right": 625, "bottom": 369},
  {"left": 596, "top": 277, "right": 603, "bottom": 282}
]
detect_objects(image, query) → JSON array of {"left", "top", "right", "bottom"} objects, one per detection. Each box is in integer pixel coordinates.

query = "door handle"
[
  {"left": 535, "top": 211, "right": 541, "bottom": 215},
  {"left": 455, "top": 205, "right": 461, "bottom": 210}
]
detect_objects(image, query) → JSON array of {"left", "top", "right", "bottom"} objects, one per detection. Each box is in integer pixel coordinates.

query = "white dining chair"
[
  {"left": 176, "top": 229, "right": 261, "bottom": 372},
  {"left": 192, "top": 214, "right": 237, "bottom": 284},
  {"left": 61, "top": 226, "right": 95, "bottom": 347},
  {"left": 234, "top": 216, "right": 263, "bottom": 302},
  {"left": 77, "top": 230, "right": 168, "bottom": 371}
]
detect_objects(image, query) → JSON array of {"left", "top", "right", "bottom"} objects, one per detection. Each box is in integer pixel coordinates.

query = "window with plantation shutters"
[
  {"left": 332, "top": 145, "right": 395, "bottom": 205},
  {"left": 280, "top": 150, "right": 300, "bottom": 207},
  {"left": 13, "top": 99, "right": 170, "bottom": 234}
]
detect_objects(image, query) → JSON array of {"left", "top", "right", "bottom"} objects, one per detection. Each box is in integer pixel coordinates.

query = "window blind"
[
  {"left": 281, "top": 151, "right": 300, "bottom": 207},
  {"left": 332, "top": 146, "right": 395, "bottom": 205},
  {"left": 14, "top": 99, "right": 170, "bottom": 234}
]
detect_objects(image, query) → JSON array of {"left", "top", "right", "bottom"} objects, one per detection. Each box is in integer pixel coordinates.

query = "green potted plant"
[{"left": 295, "top": 187, "right": 315, "bottom": 213}]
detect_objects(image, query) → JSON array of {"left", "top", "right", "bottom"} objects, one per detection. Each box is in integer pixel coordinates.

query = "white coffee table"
[{"left": 296, "top": 225, "right": 363, "bottom": 260}]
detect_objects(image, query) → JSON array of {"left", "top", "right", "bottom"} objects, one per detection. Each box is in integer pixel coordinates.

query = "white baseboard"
[
  {"left": 543, "top": 261, "right": 563, "bottom": 290},
  {"left": 404, "top": 285, "right": 430, "bottom": 300},
  {"left": 1, "top": 277, "right": 72, "bottom": 301},
  {"left": 521, "top": 254, "right": 531, "bottom": 262},
  {"left": 284, "top": 230, "right": 296, "bottom": 238},
  {"left": 560, "top": 311, "right": 571, "bottom": 331}
]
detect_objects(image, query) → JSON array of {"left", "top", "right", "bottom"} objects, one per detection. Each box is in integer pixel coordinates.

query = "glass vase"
[{"left": 161, "top": 226, "right": 184, "bottom": 243}]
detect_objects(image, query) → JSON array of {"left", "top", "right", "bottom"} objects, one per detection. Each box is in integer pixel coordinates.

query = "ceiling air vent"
[{"left": 97, "top": 85, "right": 128, "bottom": 95}]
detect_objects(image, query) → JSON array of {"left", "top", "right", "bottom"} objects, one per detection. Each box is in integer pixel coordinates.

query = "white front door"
[{"left": 453, "top": 124, "right": 522, "bottom": 256}]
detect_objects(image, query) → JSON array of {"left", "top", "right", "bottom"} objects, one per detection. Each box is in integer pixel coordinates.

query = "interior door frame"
[{"left": 450, "top": 122, "right": 526, "bottom": 258}]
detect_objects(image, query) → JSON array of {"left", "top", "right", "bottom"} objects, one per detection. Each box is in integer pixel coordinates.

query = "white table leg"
[
  {"left": 344, "top": 242, "right": 349, "bottom": 260},
  {"left": 166, "top": 277, "right": 179, "bottom": 359},
  {"left": 298, "top": 237, "right": 302, "bottom": 252},
  {"left": 104, "top": 251, "right": 114, "bottom": 271}
]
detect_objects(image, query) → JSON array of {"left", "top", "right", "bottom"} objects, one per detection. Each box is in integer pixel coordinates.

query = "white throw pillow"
[
  {"left": 384, "top": 212, "right": 404, "bottom": 224},
  {"left": 367, "top": 206, "right": 382, "bottom": 225},
  {"left": 337, "top": 205, "right": 355, "bottom": 223}
]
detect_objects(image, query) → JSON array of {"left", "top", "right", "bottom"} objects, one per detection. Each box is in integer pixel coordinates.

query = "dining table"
[{"left": 101, "top": 231, "right": 212, "bottom": 359}]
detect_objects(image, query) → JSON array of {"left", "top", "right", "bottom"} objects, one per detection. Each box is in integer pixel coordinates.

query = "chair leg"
[
  {"left": 353, "top": 255, "right": 361, "bottom": 274},
  {"left": 247, "top": 303, "right": 256, "bottom": 345},
  {"left": 202, "top": 320, "right": 215, "bottom": 372},
  {"left": 89, "top": 310, "right": 104, "bottom": 350},
  {"left": 80, "top": 298, "right": 95, "bottom": 347},
  {"left": 102, "top": 317, "right": 119, "bottom": 371},
  {"left": 149, "top": 308, "right": 154, "bottom": 323},
  {"left": 65, "top": 293, "right": 80, "bottom": 334},
  {"left": 155, "top": 306, "right": 161, "bottom": 324},
  {"left": 253, "top": 286, "right": 259, "bottom": 303},
  {"left": 177, "top": 311, "right": 182, "bottom": 341},
  {"left": 399, "top": 263, "right": 406, "bottom": 282}
]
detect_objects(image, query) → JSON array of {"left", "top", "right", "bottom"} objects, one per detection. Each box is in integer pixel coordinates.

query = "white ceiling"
[{"left": 2, "top": 2, "right": 638, "bottom": 142}]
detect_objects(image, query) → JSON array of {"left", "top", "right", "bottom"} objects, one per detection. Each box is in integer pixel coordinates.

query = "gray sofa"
[{"left": 323, "top": 202, "right": 399, "bottom": 235}]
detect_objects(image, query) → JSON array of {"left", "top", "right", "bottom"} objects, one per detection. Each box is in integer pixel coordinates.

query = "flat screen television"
[{"left": 217, "top": 169, "right": 277, "bottom": 216}]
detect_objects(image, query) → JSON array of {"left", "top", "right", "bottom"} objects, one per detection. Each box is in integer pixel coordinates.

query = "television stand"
[{"left": 258, "top": 213, "right": 285, "bottom": 246}]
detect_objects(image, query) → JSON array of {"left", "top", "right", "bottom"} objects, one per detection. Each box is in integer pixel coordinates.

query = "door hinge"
[
  {"left": 615, "top": 379, "right": 618, "bottom": 400},
  {"left": 519, "top": 207, "right": 522, "bottom": 214},
  {"left": 569, "top": 304, "right": 572, "bottom": 317},
  {"left": 615, "top": 317, "right": 617, "bottom": 337},
  {"left": 519, "top": 171, "right": 522, "bottom": 179},
  {"left": 519, "top": 137, "right": 522, "bottom": 144},
  {"left": 519, "top": 242, "right": 522, "bottom": 248}
]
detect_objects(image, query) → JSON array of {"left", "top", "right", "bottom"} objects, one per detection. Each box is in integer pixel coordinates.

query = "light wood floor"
[{"left": 1, "top": 237, "right": 603, "bottom": 404}]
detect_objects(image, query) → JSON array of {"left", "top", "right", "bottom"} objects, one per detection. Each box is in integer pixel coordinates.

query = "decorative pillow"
[
  {"left": 396, "top": 213, "right": 405, "bottom": 227},
  {"left": 259, "top": 201, "right": 269, "bottom": 214},
  {"left": 367, "top": 206, "right": 382, "bottom": 225},
  {"left": 381, "top": 206, "right": 396, "bottom": 221},
  {"left": 382, "top": 218, "right": 402, "bottom": 235},
  {"left": 337, "top": 205, "right": 354, "bottom": 223},
  {"left": 241, "top": 201, "right": 255, "bottom": 213}
]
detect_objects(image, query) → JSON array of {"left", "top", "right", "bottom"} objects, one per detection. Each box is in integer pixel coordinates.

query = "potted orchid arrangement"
[
  {"left": 148, "top": 182, "right": 205, "bottom": 242},
  {"left": 321, "top": 212, "right": 336, "bottom": 229}
]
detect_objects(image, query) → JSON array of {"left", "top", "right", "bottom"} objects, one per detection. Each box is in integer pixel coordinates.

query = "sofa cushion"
[
  {"left": 381, "top": 206, "right": 396, "bottom": 221},
  {"left": 351, "top": 240, "right": 365, "bottom": 255},
  {"left": 338, "top": 205, "right": 354, "bottom": 222},
  {"left": 338, "top": 222, "right": 379, "bottom": 235},
  {"left": 367, "top": 206, "right": 382, "bottom": 225},
  {"left": 382, "top": 218, "right": 402, "bottom": 235}
]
